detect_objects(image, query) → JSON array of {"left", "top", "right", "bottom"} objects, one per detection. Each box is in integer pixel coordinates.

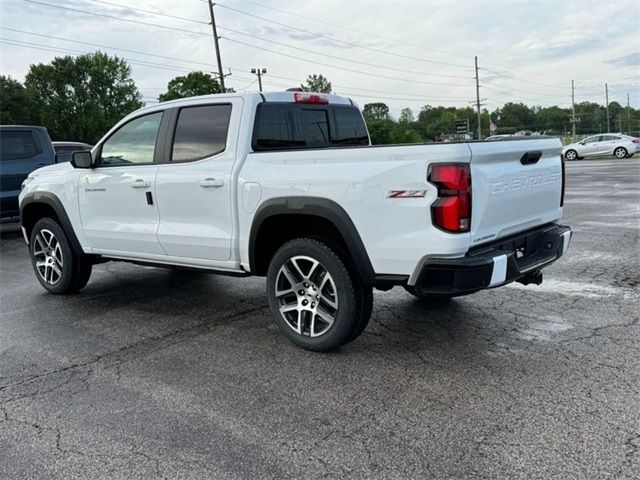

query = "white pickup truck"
[{"left": 19, "top": 91, "right": 571, "bottom": 351}]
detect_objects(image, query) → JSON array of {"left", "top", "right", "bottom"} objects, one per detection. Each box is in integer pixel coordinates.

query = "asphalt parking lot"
[{"left": 1, "top": 158, "right": 638, "bottom": 480}]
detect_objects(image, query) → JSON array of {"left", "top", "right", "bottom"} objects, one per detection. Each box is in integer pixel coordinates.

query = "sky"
[{"left": 1, "top": 0, "right": 638, "bottom": 117}]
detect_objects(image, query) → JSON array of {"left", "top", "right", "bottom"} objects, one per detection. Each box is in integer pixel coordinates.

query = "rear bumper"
[{"left": 410, "top": 223, "right": 572, "bottom": 297}]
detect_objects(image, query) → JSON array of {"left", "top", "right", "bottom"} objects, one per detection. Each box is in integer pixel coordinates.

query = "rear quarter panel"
[{"left": 238, "top": 143, "right": 473, "bottom": 275}]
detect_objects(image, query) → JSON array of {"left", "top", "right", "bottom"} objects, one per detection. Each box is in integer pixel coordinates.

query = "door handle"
[
  {"left": 131, "top": 179, "right": 151, "bottom": 188},
  {"left": 520, "top": 151, "right": 542, "bottom": 165},
  {"left": 200, "top": 178, "right": 224, "bottom": 188}
]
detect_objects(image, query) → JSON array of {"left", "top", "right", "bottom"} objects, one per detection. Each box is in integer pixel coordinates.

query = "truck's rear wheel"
[
  {"left": 29, "top": 217, "right": 92, "bottom": 294},
  {"left": 266, "top": 238, "right": 372, "bottom": 351},
  {"left": 403, "top": 285, "right": 452, "bottom": 304}
]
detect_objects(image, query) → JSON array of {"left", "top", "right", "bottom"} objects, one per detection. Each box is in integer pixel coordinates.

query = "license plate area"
[{"left": 468, "top": 224, "right": 560, "bottom": 273}]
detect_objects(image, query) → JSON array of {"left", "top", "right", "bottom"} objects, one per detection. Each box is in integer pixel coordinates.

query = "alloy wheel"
[
  {"left": 274, "top": 255, "right": 338, "bottom": 337},
  {"left": 614, "top": 148, "right": 627, "bottom": 159},
  {"left": 565, "top": 150, "right": 577, "bottom": 161},
  {"left": 32, "top": 228, "right": 64, "bottom": 285}
]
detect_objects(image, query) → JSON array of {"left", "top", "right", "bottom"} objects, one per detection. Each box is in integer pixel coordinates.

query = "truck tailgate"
[{"left": 468, "top": 138, "right": 563, "bottom": 246}]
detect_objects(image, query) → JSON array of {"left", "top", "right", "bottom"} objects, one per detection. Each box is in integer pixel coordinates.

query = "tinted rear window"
[
  {"left": 301, "top": 109, "right": 329, "bottom": 146},
  {"left": 0, "top": 130, "right": 40, "bottom": 161},
  {"left": 253, "top": 104, "right": 368, "bottom": 151},
  {"left": 330, "top": 108, "right": 369, "bottom": 146},
  {"left": 172, "top": 104, "right": 231, "bottom": 162}
]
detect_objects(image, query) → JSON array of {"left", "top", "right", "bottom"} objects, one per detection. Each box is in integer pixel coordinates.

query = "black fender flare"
[
  {"left": 20, "top": 192, "right": 85, "bottom": 256},
  {"left": 248, "top": 197, "right": 375, "bottom": 284}
]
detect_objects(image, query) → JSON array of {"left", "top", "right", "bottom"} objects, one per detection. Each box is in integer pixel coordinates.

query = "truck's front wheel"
[
  {"left": 266, "top": 238, "right": 371, "bottom": 351},
  {"left": 29, "top": 217, "right": 92, "bottom": 294}
]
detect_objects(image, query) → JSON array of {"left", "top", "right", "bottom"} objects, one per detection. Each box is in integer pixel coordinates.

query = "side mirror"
[{"left": 70, "top": 150, "right": 93, "bottom": 169}]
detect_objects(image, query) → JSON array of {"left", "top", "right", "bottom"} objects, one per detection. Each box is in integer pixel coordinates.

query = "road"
[{"left": 1, "top": 159, "right": 638, "bottom": 479}]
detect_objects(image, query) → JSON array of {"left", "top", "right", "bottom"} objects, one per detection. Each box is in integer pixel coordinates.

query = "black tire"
[
  {"left": 345, "top": 282, "right": 374, "bottom": 344},
  {"left": 403, "top": 285, "right": 452, "bottom": 305},
  {"left": 29, "top": 217, "right": 92, "bottom": 294},
  {"left": 307, "top": 236, "right": 373, "bottom": 344},
  {"left": 564, "top": 149, "right": 578, "bottom": 161},
  {"left": 614, "top": 147, "right": 628, "bottom": 159},
  {"left": 266, "top": 238, "right": 371, "bottom": 351}
]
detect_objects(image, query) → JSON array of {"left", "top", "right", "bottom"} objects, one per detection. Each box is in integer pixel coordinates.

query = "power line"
[
  {"left": 0, "top": 27, "right": 214, "bottom": 68},
  {"left": 221, "top": 36, "right": 472, "bottom": 88},
  {"left": 21, "top": 0, "right": 470, "bottom": 88},
  {"left": 1, "top": 27, "right": 472, "bottom": 102},
  {"left": 230, "top": 0, "right": 575, "bottom": 84},
  {"left": 87, "top": 0, "right": 208, "bottom": 25},
  {"left": 22, "top": 0, "right": 212, "bottom": 37},
  {"left": 2, "top": 27, "right": 473, "bottom": 101},
  {"left": 0, "top": 37, "right": 489, "bottom": 107},
  {"left": 482, "top": 83, "right": 571, "bottom": 100},
  {"left": 23, "top": 0, "right": 583, "bottom": 99},
  {"left": 230, "top": 0, "right": 470, "bottom": 61},
  {"left": 0, "top": 38, "right": 199, "bottom": 74},
  {"left": 214, "top": 2, "right": 473, "bottom": 74},
  {"left": 481, "top": 68, "right": 569, "bottom": 90},
  {"left": 216, "top": 25, "right": 471, "bottom": 86},
  {"left": 88, "top": 0, "right": 474, "bottom": 75}
]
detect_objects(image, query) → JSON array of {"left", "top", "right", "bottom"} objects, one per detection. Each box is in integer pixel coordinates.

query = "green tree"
[
  {"left": 366, "top": 118, "right": 394, "bottom": 144},
  {"left": 533, "top": 105, "right": 570, "bottom": 134},
  {"left": 159, "top": 71, "right": 226, "bottom": 101},
  {"left": 24, "top": 52, "right": 142, "bottom": 143},
  {"left": 0, "top": 75, "right": 38, "bottom": 125},
  {"left": 492, "top": 102, "right": 534, "bottom": 130},
  {"left": 392, "top": 125, "right": 422, "bottom": 143},
  {"left": 300, "top": 74, "right": 332, "bottom": 93},
  {"left": 362, "top": 103, "right": 390, "bottom": 121},
  {"left": 398, "top": 107, "right": 414, "bottom": 124}
]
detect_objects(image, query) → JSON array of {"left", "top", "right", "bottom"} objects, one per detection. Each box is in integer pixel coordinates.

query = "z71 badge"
[{"left": 387, "top": 190, "right": 427, "bottom": 199}]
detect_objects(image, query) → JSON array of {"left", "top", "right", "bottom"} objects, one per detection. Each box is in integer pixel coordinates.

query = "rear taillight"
[
  {"left": 560, "top": 154, "right": 566, "bottom": 207},
  {"left": 428, "top": 163, "right": 471, "bottom": 233},
  {"left": 294, "top": 92, "right": 329, "bottom": 104},
  {"left": 632, "top": 139, "right": 639, "bottom": 144}
]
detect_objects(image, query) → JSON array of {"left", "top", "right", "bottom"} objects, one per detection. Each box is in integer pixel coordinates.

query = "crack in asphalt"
[{"left": 0, "top": 303, "right": 269, "bottom": 400}]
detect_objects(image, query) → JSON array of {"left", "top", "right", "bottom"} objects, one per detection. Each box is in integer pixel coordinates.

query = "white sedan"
[{"left": 562, "top": 134, "right": 640, "bottom": 160}]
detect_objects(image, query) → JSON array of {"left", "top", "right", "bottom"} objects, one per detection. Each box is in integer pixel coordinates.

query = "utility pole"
[
  {"left": 207, "top": 0, "right": 225, "bottom": 92},
  {"left": 605, "top": 83, "right": 610, "bottom": 133},
  {"left": 627, "top": 93, "right": 631, "bottom": 135},
  {"left": 571, "top": 80, "right": 576, "bottom": 142},
  {"left": 251, "top": 68, "right": 267, "bottom": 92},
  {"left": 474, "top": 56, "right": 482, "bottom": 140}
]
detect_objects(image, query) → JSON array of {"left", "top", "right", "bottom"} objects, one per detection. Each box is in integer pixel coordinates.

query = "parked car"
[
  {"left": 562, "top": 133, "right": 640, "bottom": 160},
  {"left": 52, "top": 141, "right": 93, "bottom": 163},
  {"left": 19, "top": 91, "right": 571, "bottom": 351},
  {"left": 1, "top": 125, "right": 56, "bottom": 221}
]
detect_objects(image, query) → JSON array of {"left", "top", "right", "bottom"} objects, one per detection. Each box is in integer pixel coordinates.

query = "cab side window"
[
  {"left": 98, "top": 112, "right": 163, "bottom": 166},
  {"left": 171, "top": 104, "right": 232, "bottom": 162}
]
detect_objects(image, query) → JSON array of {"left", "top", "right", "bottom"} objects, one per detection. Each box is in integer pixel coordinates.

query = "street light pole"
[{"left": 251, "top": 68, "right": 267, "bottom": 92}]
